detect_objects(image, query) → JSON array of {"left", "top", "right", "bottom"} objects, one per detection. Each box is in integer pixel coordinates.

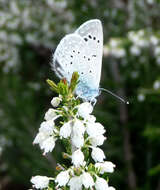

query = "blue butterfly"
[{"left": 53, "top": 19, "right": 128, "bottom": 105}]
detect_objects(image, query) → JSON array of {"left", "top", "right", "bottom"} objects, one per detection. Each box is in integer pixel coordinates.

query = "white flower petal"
[
  {"left": 33, "top": 132, "right": 49, "bottom": 145},
  {"left": 81, "top": 172, "right": 94, "bottom": 188},
  {"left": 71, "top": 134, "right": 84, "bottom": 148},
  {"left": 68, "top": 176, "right": 82, "bottom": 190},
  {"left": 95, "top": 161, "right": 116, "bottom": 174},
  {"left": 77, "top": 102, "right": 93, "bottom": 119},
  {"left": 51, "top": 97, "right": 61, "bottom": 107},
  {"left": 55, "top": 170, "right": 70, "bottom": 187},
  {"left": 60, "top": 121, "right": 72, "bottom": 138},
  {"left": 44, "top": 108, "right": 60, "bottom": 121},
  {"left": 40, "top": 136, "right": 56, "bottom": 154},
  {"left": 95, "top": 177, "right": 108, "bottom": 190},
  {"left": 86, "top": 122, "right": 105, "bottom": 137},
  {"left": 72, "top": 149, "right": 84, "bottom": 167},
  {"left": 91, "top": 147, "right": 105, "bottom": 162},
  {"left": 90, "top": 134, "right": 106, "bottom": 147},
  {"left": 39, "top": 120, "right": 54, "bottom": 135},
  {"left": 72, "top": 119, "right": 85, "bottom": 136},
  {"left": 31, "top": 175, "right": 50, "bottom": 189}
]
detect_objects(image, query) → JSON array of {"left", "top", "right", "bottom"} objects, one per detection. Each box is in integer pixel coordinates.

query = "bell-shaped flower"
[
  {"left": 31, "top": 175, "right": 50, "bottom": 189},
  {"left": 55, "top": 170, "right": 70, "bottom": 187},
  {"left": 44, "top": 108, "right": 60, "bottom": 121},
  {"left": 91, "top": 147, "right": 105, "bottom": 162},
  {"left": 40, "top": 136, "right": 56, "bottom": 155},
  {"left": 33, "top": 132, "right": 49, "bottom": 145},
  {"left": 71, "top": 134, "right": 84, "bottom": 148},
  {"left": 95, "top": 177, "right": 109, "bottom": 190},
  {"left": 77, "top": 102, "right": 93, "bottom": 119},
  {"left": 60, "top": 121, "right": 72, "bottom": 138},
  {"left": 72, "top": 119, "right": 85, "bottom": 136},
  {"left": 72, "top": 149, "right": 84, "bottom": 167},
  {"left": 39, "top": 120, "right": 55, "bottom": 135},
  {"left": 90, "top": 134, "right": 106, "bottom": 147},
  {"left": 68, "top": 176, "right": 82, "bottom": 190},
  {"left": 81, "top": 172, "right": 94, "bottom": 189},
  {"left": 86, "top": 122, "right": 105, "bottom": 137},
  {"left": 51, "top": 97, "right": 62, "bottom": 107},
  {"left": 95, "top": 161, "right": 116, "bottom": 174}
]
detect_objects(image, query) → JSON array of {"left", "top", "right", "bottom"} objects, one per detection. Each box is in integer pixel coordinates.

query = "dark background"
[{"left": 0, "top": 0, "right": 160, "bottom": 189}]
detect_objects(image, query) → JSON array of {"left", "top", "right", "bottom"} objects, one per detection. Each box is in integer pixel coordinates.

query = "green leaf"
[
  {"left": 46, "top": 79, "right": 59, "bottom": 93},
  {"left": 69, "top": 72, "right": 79, "bottom": 93}
]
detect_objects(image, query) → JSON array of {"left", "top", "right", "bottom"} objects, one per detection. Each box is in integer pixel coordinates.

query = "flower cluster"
[
  {"left": 0, "top": 0, "right": 73, "bottom": 72},
  {"left": 30, "top": 74, "right": 116, "bottom": 190}
]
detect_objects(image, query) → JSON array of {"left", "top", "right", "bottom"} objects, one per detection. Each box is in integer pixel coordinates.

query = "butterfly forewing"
[
  {"left": 53, "top": 19, "right": 103, "bottom": 101},
  {"left": 75, "top": 19, "right": 103, "bottom": 88}
]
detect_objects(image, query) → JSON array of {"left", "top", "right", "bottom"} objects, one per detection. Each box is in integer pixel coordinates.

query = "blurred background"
[{"left": 0, "top": 0, "right": 160, "bottom": 189}]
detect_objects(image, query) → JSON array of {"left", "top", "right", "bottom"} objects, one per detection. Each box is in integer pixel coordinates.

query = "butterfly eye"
[
  {"left": 70, "top": 62, "right": 73, "bottom": 65},
  {"left": 97, "top": 40, "right": 100, "bottom": 43},
  {"left": 84, "top": 38, "right": 88, "bottom": 42},
  {"left": 84, "top": 56, "right": 86, "bottom": 58},
  {"left": 73, "top": 50, "right": 75, "bottom": 53},
  {"left": 81, "top": 72, "right": 84, "bottom": 74},
  {"left": 92, "top": 55, "right": 96, "bottom": 57},
  {"left": 93, "top": 37, "right": 96, "bottom": 40},
  {"left": 89, "top": 70, "right": 92, "bottom": 73},
  {"left": 88, "top": 58, "right": 90, "bottom": 61},
  {"left": 71, "top": 55, "right": 73, "bottom": 58},
  {"left": 78, "top": 52, "right": 80, "bottom": 54}
]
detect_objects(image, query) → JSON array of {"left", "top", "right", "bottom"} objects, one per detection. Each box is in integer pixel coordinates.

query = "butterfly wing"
[
  {"left": 75, "top": 19, "right": 103, "bottom": 88},
  {"left": 53, "top": 19, "right": 103, "bottom": 101}
]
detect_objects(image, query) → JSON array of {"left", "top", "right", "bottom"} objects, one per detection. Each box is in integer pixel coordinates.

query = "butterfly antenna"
[{"left": 100, "top": 88, "right": 129, "bottom": 104}]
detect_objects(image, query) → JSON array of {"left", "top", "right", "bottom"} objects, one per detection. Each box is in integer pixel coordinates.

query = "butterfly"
[{"left": 52, "top": 19, "right": 128, "bottom": 105}]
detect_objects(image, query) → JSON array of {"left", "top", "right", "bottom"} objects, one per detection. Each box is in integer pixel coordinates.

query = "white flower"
[
  {"left": 86, "top": 115, "right": 96, "bottom": 123},
  {"left": 68, "top": 176, "right": 82, "bottom": 190},
  {"left": 60, "top": 121, "right": 72, "bottom": 138},
  {"left": 130, "top": 45, "right": 141, "bottom": 56},
  {"left": 51, "top": 97, "right": 61, "bottom": 107},
  {"left": 108, "top": 187, "right": 116, "bottom": 190},
  {"left": 154, "top": 46, "right": 160, "bottom": 56},
  {"left": 72, "top": 119, "right": 85, "bottom": 136},
  {"left": 110, "top": 39, "right": 119, "bottom": 48},
  {"left": 71, "top": 134, "right": 84, "bottom": 148},
  {"left": 90, "top": 134, "right": 106, "bottom": 147},
  {"left": 95, "top": 161, "right": 116, "bottom": 174},
  {"left": 39, "top": 120, "right": 54, "bottom": 135},
  {"left": 95, "top": 177, "right": 109, "bottom": 190},
  {"left": 77, "top": 102, "right": 93, "bottom": 119},
  {"left": 137, "top": 94, "right": 145, "bottom": 102},
  {"left": 72, "top": 149, "right": 84, "bottom": 167},
  {"left": 40, "top": 136, "right": 56, "bottom": 155},
  {"left": 153, "top": 81, "right": 160, "bottom": 90},
  {"left": 31, "top": 176, "right": 50, "bottom": 189},
  {"left": 55, "top": 170, "right": 70, "bottom": 187},
  {"left": 91, "top": 147, "right": 105, "bottom": 162},
  {"left": 150, "top": 36, "right": 159, "bottom": 45},
  {"left": 44, "top": 108, "right": 60, "bottom": 121},
  {"left": 33, "top": 132, "right": 49, "bottom": 145},
  {"left": 86, "top": 122, "right": 105, "bottom": 137},
  {"left": 81, "top": 172, "right": 94, "bottom": 188}
]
